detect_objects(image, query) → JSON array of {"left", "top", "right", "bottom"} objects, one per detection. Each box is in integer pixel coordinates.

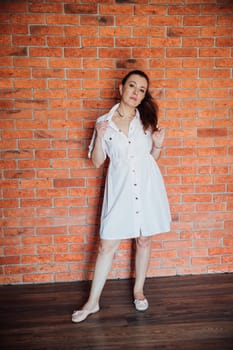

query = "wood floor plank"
[{"left": 0, "top": 274, "right": 233, "bottom": 349}]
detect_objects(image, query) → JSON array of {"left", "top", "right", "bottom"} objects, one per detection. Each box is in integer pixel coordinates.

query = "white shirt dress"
[{"left": 88, "top": 103, "right": 171, "bottom": 240}]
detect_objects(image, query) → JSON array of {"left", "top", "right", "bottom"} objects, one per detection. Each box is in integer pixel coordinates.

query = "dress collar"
[{"left": 106, "top": 103, "right": 140, "bottom": 121}]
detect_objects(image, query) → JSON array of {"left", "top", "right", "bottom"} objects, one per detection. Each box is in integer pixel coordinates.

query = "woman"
[{"left": 72, "top": 70, "right": 171, "bottom": 323}]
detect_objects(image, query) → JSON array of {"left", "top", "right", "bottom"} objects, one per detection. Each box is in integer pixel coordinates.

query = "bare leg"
[
  {"left": 85, "top": 238, "right": 120, "bottom": 308},
  {"left": 133, "top": 236, "right": 152, "bottom": 300},
  {"left": 72, "top": 238, "right": 120, "bottom": 322}
]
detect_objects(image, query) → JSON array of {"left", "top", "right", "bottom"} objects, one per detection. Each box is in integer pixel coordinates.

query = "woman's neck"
[{"left": 117, "top": 103, "right": 135, "bottom": 119}]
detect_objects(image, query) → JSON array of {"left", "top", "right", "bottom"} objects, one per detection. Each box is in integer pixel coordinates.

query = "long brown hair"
[{"left": 121, "top": 70, "right": 158, "bottom": 132}]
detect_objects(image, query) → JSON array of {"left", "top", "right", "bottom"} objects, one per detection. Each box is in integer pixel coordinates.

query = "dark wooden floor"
[{"left": 0, "top": 274, "right": 233, "bottom": 350}]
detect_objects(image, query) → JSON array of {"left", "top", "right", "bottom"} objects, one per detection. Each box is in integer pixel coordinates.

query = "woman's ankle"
[{"left": 133, "top": 290, "right": 145, "bottom": 300}]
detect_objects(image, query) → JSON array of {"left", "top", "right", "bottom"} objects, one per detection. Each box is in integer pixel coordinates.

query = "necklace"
[{"left": 117, "top": 108, "right": 135, "bottom": 119}]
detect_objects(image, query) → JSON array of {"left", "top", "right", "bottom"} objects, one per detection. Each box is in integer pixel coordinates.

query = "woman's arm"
[
  {"left": 91, "top": 121, "right": 108, "bottom": 168},
  {"left": 150, "top": 145, "right": 162, "bottom": 161},
  {"left": 150, "top": 126, "right": 165, "bottom": 161},
  {"left": 91, "top": 136, "right": 106, "bottom": 168}
]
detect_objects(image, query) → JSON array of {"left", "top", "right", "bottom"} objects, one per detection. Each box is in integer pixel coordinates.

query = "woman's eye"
[
  {"left": 129, "top": 83, "right": 135, "bottom": 88},
  {"left": 140, "top": 89, "right": 146, "bottom": 94}
]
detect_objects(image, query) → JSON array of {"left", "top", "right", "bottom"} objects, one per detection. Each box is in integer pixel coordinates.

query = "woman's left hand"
[{"left": 152, "top": 126, "right": 166, "bottom": 148}]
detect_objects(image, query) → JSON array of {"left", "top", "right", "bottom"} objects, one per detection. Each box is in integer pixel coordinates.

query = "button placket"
[
  {"left": 128, "top": 120, "right": 142, "bottom": 232},
  {"left": 130, "top": 159, "right": 141, "bottom": 221}
]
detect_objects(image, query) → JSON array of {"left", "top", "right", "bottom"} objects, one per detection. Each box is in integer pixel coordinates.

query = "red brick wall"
[{"left": 0, "top": 0, "right": 232, "bottom": 284}]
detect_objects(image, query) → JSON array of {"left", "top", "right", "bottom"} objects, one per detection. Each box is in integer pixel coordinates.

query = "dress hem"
[{"left": 100, "top": 227, "right": 171, "bottom": 240}]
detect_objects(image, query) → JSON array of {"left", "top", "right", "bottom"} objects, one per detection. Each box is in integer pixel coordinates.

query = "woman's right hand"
[{"left": 95, "top": 121, "right": 109, "bottom": 139}]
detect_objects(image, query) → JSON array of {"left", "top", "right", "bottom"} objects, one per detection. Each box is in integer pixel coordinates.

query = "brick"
[
  {"left": 201, "top": 5, "right": 233, "bottom": 15},
  {"left": 182, "top": 194, "right": 212, "bottom": 203},
  {"left": 34, "top": 89, "right": 66, "bottom": 99},
  {"left": 208, "top": 265, "right": 233, "bottom": 274},
  {"left": 167, "top": 27, "right": 199, "bottom": 37},
  {"left": 13, "top": 35, "right": 45, "bottom": 46},
  {"left": 21, "top": 199, "right": 52, "bottom": 208},
  {"left": 151, "top": 59, "right": 182, "bottom": 70},
  {"left": 21, "top": 217, "right": 53, "bottom": 227},
  {"left": 22, "top": 236, "right": 52, "bottom": 245},
  {"left": 134, "top": 27, "right": 165, "bottom": 37},
  {"left": 11, "top": 14, "right": 44, "bottom": 24},
  {"left": 47, "top": 37, "right": 80, "bottom": 47},
  {"left": 5, "top": 266, "right": 36, "bottom": 275},
  {"left": 0, "top": 88, "right": 32, "bottom": 99},
  {"left": 150, "top": 16, "right": 182, "bottom": 26},
  {"left": 18, "top": 160, "right": 50, "bottom": 169},
  {"left": 55, "top": 272, "right": 85, "bottom": 282},
  {"left": 217, "top": 15, "right": 233, "bottom": 26},
  {"left": 0, "top": 24, "right": 28, "bottom": 34},
  {"left": 23, "top": 274, "right": 54, "bottom": 283},
  {"left": 3, "top": 189, "right": 34, "bottom": 199},
  {"left": 54, "top": 197, "right": 86, "bottom": 207},
  {"left": 184, "top": 16, "right": 215, "bottom": 26},
  {"left": 84, "top": 59, "right": 115, "bottom": 69},
  {"left": 200, "top": 69, "right": 230, "bottom": 79},
  {"left": 200, "top": 48, "right": 230, "bottom": 57},
  {"left": 4, "top": 170, "right": 35, "bottom": 179},
  {"left": 0, "top": 78, "right": 12, "bottom": 88},
  {"left": 16, "top": 80, "right": 46, "bottom": 91},
  {"left": 178, "top": 248, "right": 208, "bottom": 258},
  {"left": 35, "top": 150, "right": 66, "bottom": 159},
  {"left": 177, "top": 267, "right": 207, "bottom": 275},
  {"left": 0, "top": 256, "right": 20, "bottom": 265},
  {"left": 82, "top": 37, "right": 114, "bottom": 47},
  {"left": 37, "top": 247, "right": 68, "bottom": 255},
  {"left": 30, "top": 25, "right": 63, "bottom": 35},
  {"left": 181, "top": 79, "right": 212, "bottom": 89},
  {"left": 30, "top": 48, "right": 62, "bottom": 57},
  {"left": 183, "top": 38, "right": 214, "bottom": 47},
  {"left": 18, "top": 139, "right": 50, "bottom": 149},
  {"left": 199, "top": 89, "right": 229, "bottom": 99},
  {"left": 100, "top": 27, "right": 131, "bottom": 37},
  {"left": 0, "top": 68, "right": 30, "bottom": 78},
  {"left": 201, "top": 27, "right": 232, "bottom": 37},
  {"left": 32, "top": 69, "right": 64, "bottom": 79},
  {"left": 197, "top": 128, "right": 227, "bottom": 137},
  {"left": 167, "top": 48, "right": 197, "bottom": 58},
  {"left": 4, "top": 227, "right": 35, "bottom": 238},
  {"left": 135, "top": 5, "right": 166, "bottom": 15},
  {"left": 0, "top": 276, "right": 22, "bottom": 284},
  {"left": 49, "top": 58, "right": 82, "bottom": 68},
  {"left": 209, "top": 247, "right": 233, "bottom": 256},
  {"left": 151, "top": 37, "right": 181, "bottom": 47},
  {"left": 65, "top": 4, "right": 97, "bottom": 14},
  {"left": 81, "top": 15, "right": 114, "bottom": 26},
  {"left": 54, "top": 178, "right": 85, "bottom": 188},
  {"left": 20, "top": 179, "right": 52, "bottom": 189},
  {"left": 148, "top": 268, "right": 176, "bottom": 278},
  {"left": 163, "top": 240, "right": 193, "bottom": 249},
  {"left": 1, "top": 1, "right": 27, "bottom": 12},
  {"left": 29, "top": 3, "right": 62, "bottom": 13},
  {"left": 14, "top": 57, "right": 47, "bottom": 68},
  {"left": 15, "top": 99, "right": 48, "bottom": 109},
  {"left": 37, "top": 226, "right": 67, "bottom": 235}
]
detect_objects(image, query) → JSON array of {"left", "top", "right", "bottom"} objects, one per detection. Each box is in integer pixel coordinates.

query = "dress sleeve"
[{"left": 88, "top": 129, "right": 107, "bottom": 159}]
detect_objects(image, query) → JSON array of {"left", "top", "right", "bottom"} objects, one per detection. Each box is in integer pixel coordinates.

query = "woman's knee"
[
  {"left": 136, "top": 236, "right": 152, "bottom": 249},
  {"left": 98, "top": 239, "right": 120, "bottom": 255}
]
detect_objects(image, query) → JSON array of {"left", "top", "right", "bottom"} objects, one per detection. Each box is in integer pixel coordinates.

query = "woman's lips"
[{"left": 130, "top": 96, "right": 137, "bottom": 101}]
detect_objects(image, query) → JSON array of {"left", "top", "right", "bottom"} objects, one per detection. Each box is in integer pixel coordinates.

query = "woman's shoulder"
[
  {"left": 96, "top": 113, "right": 109, "bottom": 123},
  {"left": 96, "top": 103, "right": 119, "bottom": 123}
]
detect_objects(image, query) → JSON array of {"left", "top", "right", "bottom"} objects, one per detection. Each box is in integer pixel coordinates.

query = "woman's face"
[{"left": 120, "top": 74, "right": 148, "bottom": 108}]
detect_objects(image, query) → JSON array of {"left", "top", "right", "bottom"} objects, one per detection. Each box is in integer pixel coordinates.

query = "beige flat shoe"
[
  {"left": 72, "top": 305, "right": 100, "bottom": 323},
  {"left": 134, "top": 298, "right": 149, "bottom": 311}
]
